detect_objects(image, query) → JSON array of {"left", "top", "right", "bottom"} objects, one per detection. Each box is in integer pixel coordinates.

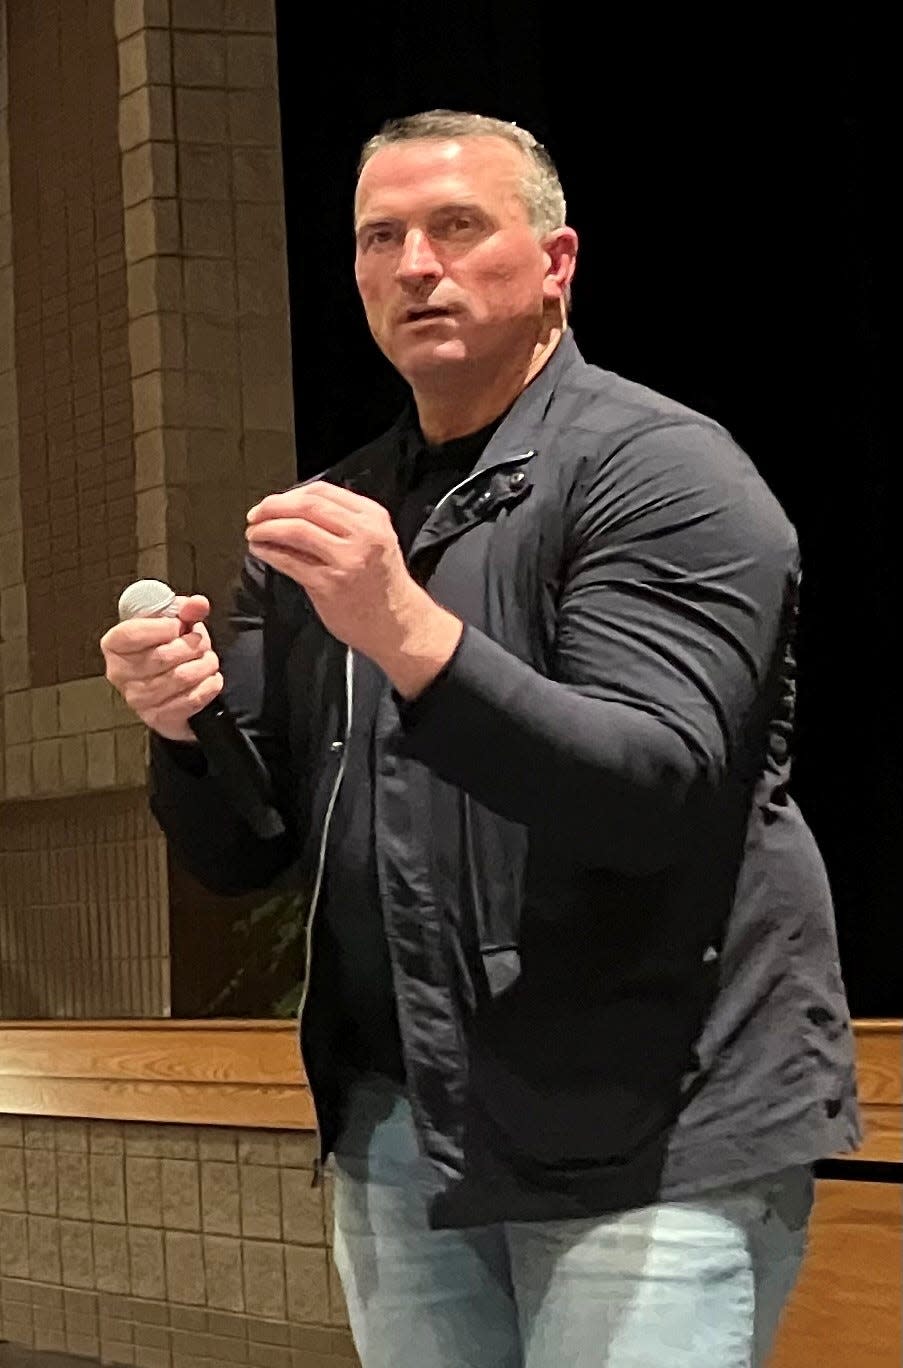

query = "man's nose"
[{"left": 396, "top": 229, "right": 442, "bottom": 284}]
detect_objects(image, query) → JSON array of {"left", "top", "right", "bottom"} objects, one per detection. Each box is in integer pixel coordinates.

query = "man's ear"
[{"left": 542, "top": 227, "right": 578, "bottom": 304}]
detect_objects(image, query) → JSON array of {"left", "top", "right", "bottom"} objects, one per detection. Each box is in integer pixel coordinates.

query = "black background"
[{"left": 273, "top": 7, "right": 897, "bottom": 1014}]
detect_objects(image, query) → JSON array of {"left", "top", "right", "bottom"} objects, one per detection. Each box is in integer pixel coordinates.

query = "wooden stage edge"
[{"left": 0, "top": 1017, "right": 899, "bottom": 1145}]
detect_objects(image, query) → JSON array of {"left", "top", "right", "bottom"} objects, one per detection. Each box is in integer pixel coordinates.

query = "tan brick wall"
[
  {"left": 117, "top": 0, "right": 297, "bottom": 638},
  {"left": 0, "top": 0, "right": 148, "bottom": 806},
  {"left": 0, "top": 789, "right": 169, "bottom": 1018},
  {"left": 0, "top": 0, "right": 24, "bottom": 799},
  {"left": 7, "top": 0, "right": 138, "bottom": 688},
  {"left": 1, "top": 0, "right": 297, "bottom": 802},
  {"left": 0, "top": 1113, "right": 358, "bottom": 1366},
  {"left": 0, "top": 0, "right": 299, "bottom": 1019},
  {"left": 3, "top": 675, "right": 147, "bottom": 800}
]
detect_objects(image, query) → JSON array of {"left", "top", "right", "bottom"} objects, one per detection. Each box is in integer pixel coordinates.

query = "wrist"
[
  {"left": 372, "top": 584, "right": 463, "bottom": 700},
  {"left": 152, "top": 725, "right": 199, "bottom": 745}
]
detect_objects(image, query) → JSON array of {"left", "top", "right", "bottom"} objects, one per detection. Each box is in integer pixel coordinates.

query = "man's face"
[{"left": 354, "top": 137, "right": 561, "bottom": 384}]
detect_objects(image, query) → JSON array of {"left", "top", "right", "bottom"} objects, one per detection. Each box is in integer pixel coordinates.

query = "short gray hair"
[{"left": 358, "top": 110, "right": 567, "bottom": 237}]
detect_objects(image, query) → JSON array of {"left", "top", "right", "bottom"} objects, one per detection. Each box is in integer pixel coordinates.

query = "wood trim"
[
  {"left": 770, "top": 1178, "right": 902, "bottom": 1368},
  {"left": 0, "top": 1018, "right": 898, "bottom": 1139},
  {"left": 854, "top": 1021, "right": 901, "bottom": 1106},
  {"left": 850, "top": 1020, "right": 902, "bottom": 1162},
  {"left": 857, "top": 1106, "right": 903, "bottom": 1164},
  {"left": 0, "top": 1076, "right": 315, "bottom": 1128},
  {"left": 0, "top": 1020, "right": 311, "bottom": 1130},
  {"left": 0, "top": 1022, "right": 303, "bottom": 1086}
]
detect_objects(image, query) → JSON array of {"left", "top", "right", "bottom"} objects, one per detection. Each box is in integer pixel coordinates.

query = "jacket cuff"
[
  {"left": 395, "top": 622, "right": 471, "bottom": 722},
  {"left": 149, "top": 732, "right": 208, "bottom": 779}
]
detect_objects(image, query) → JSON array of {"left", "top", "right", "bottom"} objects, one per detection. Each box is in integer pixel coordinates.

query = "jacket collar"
[
  {"left": 467, "top": 328, "right": 582, "bottom": 476},
  {"left": 335, "top": 330, "right": 585, "bottom": 501},
  {"left": 401, "top": 336, "right": 584, "bottom": 562}
]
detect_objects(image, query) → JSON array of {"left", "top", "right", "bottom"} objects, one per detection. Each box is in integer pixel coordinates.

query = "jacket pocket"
[{"left": 461, "top": 795, "right": 528, "bottom": 998}]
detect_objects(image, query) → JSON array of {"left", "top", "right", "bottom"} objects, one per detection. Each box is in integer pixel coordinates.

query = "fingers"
[
  {"left": 144, "top": 669, "right": 225, "bottom": 743},
  {"left": 125, "top": 649, "right": 221, "bottom": 714},
  {"left": 299, "top": 481, "right": 383, "bottom": 511},
  {"left": 100, "top": 588, "right": 220, "bottom": 738},
  {"left": 114, "top": 647, "right": 223, "bottom": 741},
  {"left": 251, "top": 492, "right": 354, "bottom": 537},
  {"left": 250, "top": 542, "right": 325, "bottom": 585},
  {"left": 101, "top": 616, "right": 184, "bottom": 656},
  {"left": 246, "top": 516, "right": 341, "bottom": 562},
  {"left": 247, "top": 482, "right": 384, "bottom": 528},
  {"left": 103, "top": 625, "right": 211, "bottom": 685}
]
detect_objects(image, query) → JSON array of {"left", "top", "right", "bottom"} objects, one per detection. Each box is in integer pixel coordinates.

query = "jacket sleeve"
[
  {"left": 149, "top": 553, "right": 298, "bottom": 895},
  {"left": 398, "top": 422, "right": 799, "bottom": 876}
]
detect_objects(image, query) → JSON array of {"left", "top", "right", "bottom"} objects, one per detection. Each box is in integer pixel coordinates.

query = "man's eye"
[
  {"left": 362, "top": 228, "right": 395, "bottom": 249},
  {"left": 430, "top": 215, "right": 479, "bottom": 239}
]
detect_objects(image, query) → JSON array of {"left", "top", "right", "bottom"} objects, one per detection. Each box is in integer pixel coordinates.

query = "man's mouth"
[{"left": 403, "top": 305, "right": 457, "bottom": 323}]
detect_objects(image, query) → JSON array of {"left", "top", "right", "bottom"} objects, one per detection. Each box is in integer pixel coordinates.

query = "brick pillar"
[
  {"left": 116, "top": 0, "right": 297, "bottom": 634},
  {"left": 0, "top": 0, "right": 298, "bottom": 1018},
  {"left": 0, "top": 0, "right": 24, "bottom": 801},
  {"left": 1, "top": 0, "right": 148, "bottom": 804}
]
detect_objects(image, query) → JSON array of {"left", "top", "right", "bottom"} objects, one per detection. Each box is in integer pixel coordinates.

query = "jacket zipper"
[
  {"left": 297, "top": 645, "right": 355, "bottom": 1187},
  {"left": 425, "top": 451, "right": 536, "bottom": 522},
  {"left": 298, "top": 452, "right": 531, "bottom": 1183}
]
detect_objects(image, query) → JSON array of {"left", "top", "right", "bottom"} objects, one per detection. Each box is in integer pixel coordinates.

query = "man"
[{"left": 101, "top": 111, "right": 859, "bottom": 1367}]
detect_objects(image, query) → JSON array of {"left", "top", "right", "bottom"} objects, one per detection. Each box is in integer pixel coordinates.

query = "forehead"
[{"left": 355, "top": 136, "right": 528, "bottom": 223}]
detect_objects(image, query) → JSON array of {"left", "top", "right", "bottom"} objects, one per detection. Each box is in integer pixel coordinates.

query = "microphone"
[{"left": 118, "top": 579, "right": 285, "bottom": 841}]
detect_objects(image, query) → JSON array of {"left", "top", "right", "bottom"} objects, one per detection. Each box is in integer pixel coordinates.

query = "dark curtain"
[{"left": 275, "top": 6, "right": 897, "bottom": 1014}]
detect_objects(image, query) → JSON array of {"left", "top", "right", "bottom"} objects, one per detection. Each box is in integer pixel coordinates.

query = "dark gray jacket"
[{"left": 151, "top": 333, "right": 860, "bottom": 1228}]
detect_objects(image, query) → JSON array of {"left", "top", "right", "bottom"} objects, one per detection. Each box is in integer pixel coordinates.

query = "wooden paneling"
[
  {"left": 0, "top": 1019, "right": 898, "bottom": 1145},
  {"left": 0, "top": 1019, "right": 303, "bottom": 1084},
  {"left": 772, "top": 1021, "right": 901, "bottom": 1365},
  {"left": 854, "top": 1019, "right": 902, "bottom": 1102},
  {"left": 0, "top": 1019, "right": 895, "bottom": 1364},
  {"left": 0, "top": 1019, "right": 313, "bottom": 1128},
  {"left": 0, "top": 1074, "right": 314, "bottom": 1127},
  {"left": 849, "top": 1020, "right": 901, "bottom": 1163},
  {"left": 857, "top": 1105, "right": 902, "bottom": 1163},
  {"left": 771, "top": 1179, "right": 902, "bottom": 1368}
]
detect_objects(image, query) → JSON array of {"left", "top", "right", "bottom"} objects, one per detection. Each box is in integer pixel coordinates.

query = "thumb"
[{"left": 173, "top": 594, "right": 211, "bottom": 636}]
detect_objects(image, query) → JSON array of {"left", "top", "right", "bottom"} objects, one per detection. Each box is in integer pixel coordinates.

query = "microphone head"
[{"left": 117, "top": 578, "right": 177, "bottom": 621}]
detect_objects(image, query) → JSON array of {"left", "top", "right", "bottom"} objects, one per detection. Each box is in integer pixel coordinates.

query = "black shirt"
[{"left": 319, "top": 417, "right": 502, "bottom": 1080}]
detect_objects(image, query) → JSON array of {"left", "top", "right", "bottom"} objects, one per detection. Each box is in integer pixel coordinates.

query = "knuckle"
[{"left": 173, "top": 660, "right": 201, "bottom": 686}]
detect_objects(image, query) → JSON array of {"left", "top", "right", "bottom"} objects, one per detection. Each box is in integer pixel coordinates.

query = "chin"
[{"left": 394, "top": 338, "right": 472, "bottom": 379}]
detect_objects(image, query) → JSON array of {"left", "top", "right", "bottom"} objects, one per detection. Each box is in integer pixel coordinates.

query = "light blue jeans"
[{"left": 332, "top": 1075, "right": 813, "bottom": 1368}]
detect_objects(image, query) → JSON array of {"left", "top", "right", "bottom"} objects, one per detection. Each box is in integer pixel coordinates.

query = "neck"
[{"left": 413, "top": 323, "right": 566, "bottom": 445}]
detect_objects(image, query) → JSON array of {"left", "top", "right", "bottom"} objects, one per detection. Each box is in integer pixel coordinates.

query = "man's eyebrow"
[
  {"left": 355, "top": 202, "right": 487, "bottom": 228},
  {"left": 354, "top": 215, "right": 401, "bottom": 234}
]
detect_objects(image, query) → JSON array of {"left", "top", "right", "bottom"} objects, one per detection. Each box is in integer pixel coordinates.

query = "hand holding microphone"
[
  {"left": 101, "top": 580, "right": 284, "bottom": 840},
  {"left": 101, "top": 582, "right": 221, "bottom": 743}
]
